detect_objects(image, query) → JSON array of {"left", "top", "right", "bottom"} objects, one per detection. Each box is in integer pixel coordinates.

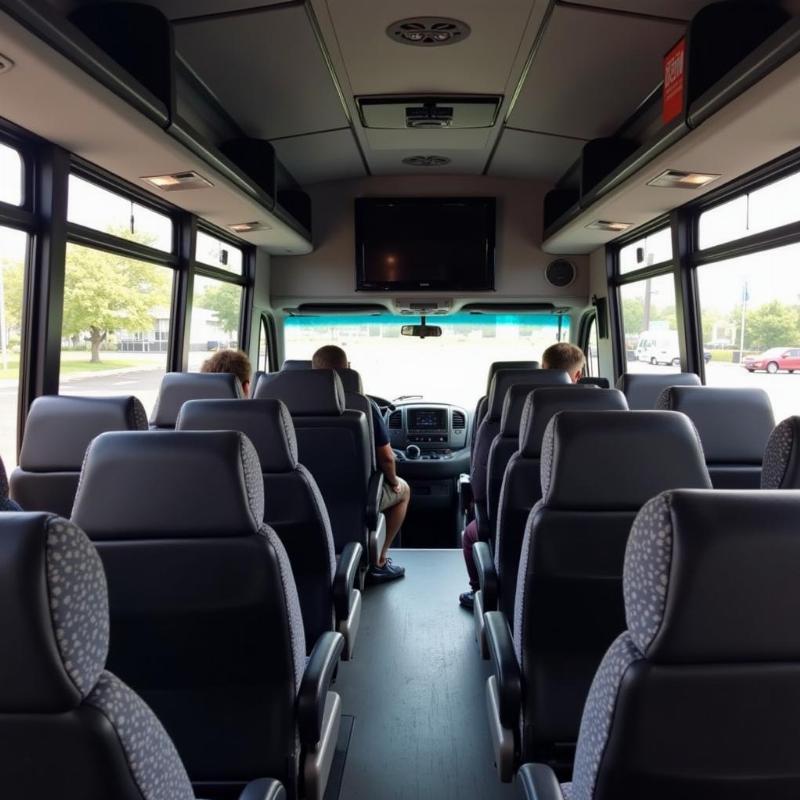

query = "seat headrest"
[
  {"left": 540, "top": 410, "right": 711, "bottom": 510},
  {"left": 487, "top": 369, "right": 571, "bottom": 420},
  {"left": 762, "top": 417, "right": 800, "bottom": 489},
  {"left": 150, "top": 372, "right": 243, "bottom": 429},
  {"left": 578, "top": 376, "right": 610, "bottom": 389},
  {"left": 500, "top": 383, "right": 587, "bottom": 438},
  {"left": 615, "top": 371, "right": 700, "bottom": 409},
  {"left": 19, "top": 395, "right": 148, "bottom": 471},
  {"left": 625, "top": 489, "right": 800, "bottom": 663},
  {"left": 519, "top": 387, "right": 628, "bottom": 457},
  {"left": 72, "top": 431, "right": 265, "bottom": 538},
  {"left": 177, "top": 398, "right": 298, "bottom": 473},
  {"left": 657, "top": 386, "right": 775, "bottom": 463},
  {"left": 334, "top": 367, "right": 363, "bottom": 394},
  {"left": 0, "top": 513, "right": 108, "bottom": 712},
  {"left": 486, "top": 360, "right": 540, "bottom": 393},
  {"left": 282, "top": 359, "right": 312, "bottom": 370},
  {"left": 253, "top": 369, "right": 345, "bottom": 416}
]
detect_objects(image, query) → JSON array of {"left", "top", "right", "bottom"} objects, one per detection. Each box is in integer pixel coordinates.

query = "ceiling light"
[
  {"left": 0, "top": 53, "right": 14, "bottom": 75},
  {"left": 586, "top": 220, "right": 633, "bottom": 232},
  {"left": 228, "top": 221, "right": 271, "bottom": 233},
  {"left": 402, "top": 155, "right": 451, "bottom": 167},
  {"left": 647, "top": 169, "right": 721, "bottom": 189},
  {"left": 386, "top": 17, "right": 471, "bottom": 47},
  {"left": 141, "top": 171, "right": 213, "bottom": 191}
]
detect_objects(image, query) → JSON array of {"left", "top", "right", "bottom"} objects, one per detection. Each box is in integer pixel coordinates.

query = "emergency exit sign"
[{"left": 663, "top": 38, "right": 686, "bottom": 125}]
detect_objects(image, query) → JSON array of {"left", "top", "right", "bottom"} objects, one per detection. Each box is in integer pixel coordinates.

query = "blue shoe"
[
  {"left": 367, "top": 558, "right": 406, "bottom": 584},
  {"left": 459, "top": 590, "right": 475, "bottom": 610}
]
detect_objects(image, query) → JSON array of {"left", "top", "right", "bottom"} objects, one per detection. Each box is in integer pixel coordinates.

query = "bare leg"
[{"left": 379, "top": 481, "right": 411, "bottom": 566}]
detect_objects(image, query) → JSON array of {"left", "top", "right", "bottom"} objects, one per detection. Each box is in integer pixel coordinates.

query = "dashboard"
[{"left": 386, "top": 403, "right": 469, "bottom": 461}]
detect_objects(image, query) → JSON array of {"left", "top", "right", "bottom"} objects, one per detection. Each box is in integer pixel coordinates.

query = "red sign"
[{"left": 663, "top": 37, "right": 686, "bottom": 125}]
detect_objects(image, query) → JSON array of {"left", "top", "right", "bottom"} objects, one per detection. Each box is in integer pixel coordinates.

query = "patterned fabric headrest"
[
  {"left": 335, "top": 368, "right": 363, "bottom": 394},
  {"left": 657, "top": 386, "right": 774, "bottom": 463},
  {"left": 539, "top": 410, "right": 711, "bottom": 510},
  {"left": 150, "top": 372, "right": 243, "bottom": 429},
  {"left": 18, "top": 395, "right": 148, "bottom": 471},
  {"left": 625, "top": 489, "right": 800, "bottom": 662},
  {"left": 0, "top": 512, "right": 108, "bottom": 711},
  {"left": 177, "top": 398, "right": 298, "bottom": 473},
  {"left": 282, "top": 359, "right": 312, "bottom": 370},
  {"left": 518, "top": 387, "right": 627, "bottom": 457},
  {"left": 72, "top": 431, "right": 264, "bottom": 539},
  {"left": 487, "top": 369, "right": 570, "bottom": 421},
  {"left": 485, "top": 360, "right": 540, "bottom": 393},
  {"left": 253, "top": 369, "right": 345, "bottom": 416},
  {"left": 615, "top": 371, "right": 700, "bottom": 410},
  {"left": 762, "top": 417, "right": 800, "bottom": 489}
]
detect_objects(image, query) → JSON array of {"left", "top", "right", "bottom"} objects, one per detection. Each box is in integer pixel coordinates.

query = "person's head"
[
  {"left": 541, "top": 342, "right": 586, "bottom": 383},
  {"left": 201, "top": 348, "right": 252, "bottom": 396},
  {"left": 312, "top": 345, "right": 349, "bottom": 371}
]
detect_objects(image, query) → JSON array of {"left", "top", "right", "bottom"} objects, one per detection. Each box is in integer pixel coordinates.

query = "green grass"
[
  {"left": 0, "top": 351, "right": 159, "bottom": 380},
  {"left": 708, "top": 349, "right": 734, "bottom": 363}
]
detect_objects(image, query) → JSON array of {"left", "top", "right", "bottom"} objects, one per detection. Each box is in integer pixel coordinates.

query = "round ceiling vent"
[
  {"left": 402, "top": 155, "right": 451, "bottom": 167},
  {"left": 387, "top": 17, "right": 471, "bottom": 47},
  {"left": 545, "top": 259, "right": 576, "bottom": 288}
]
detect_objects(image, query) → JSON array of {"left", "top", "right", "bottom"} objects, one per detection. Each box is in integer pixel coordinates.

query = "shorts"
[{"left": 380, "top": 477, "right": 410, "bottom": 512}]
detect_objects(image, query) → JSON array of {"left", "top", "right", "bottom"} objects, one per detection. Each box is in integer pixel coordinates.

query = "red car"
[{"left": 743, "top": 347, "right": 800, "bottom": 373}]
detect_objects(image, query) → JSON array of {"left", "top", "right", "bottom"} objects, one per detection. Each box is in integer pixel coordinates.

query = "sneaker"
[
  {"left": 366, "top": 558, "right": 406, "bottom": 584},
  {"left": 459, "top": 590, "right": 475, "bottom": 610}
]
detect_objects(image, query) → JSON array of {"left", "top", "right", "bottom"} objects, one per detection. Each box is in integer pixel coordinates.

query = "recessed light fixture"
[
  {"left": 387, "top": 17, "right": 471, "bottom": 47},
  {"left": 228, "top": 221, "right": 271, "bottom": 233},
  {"left": 586, "top": 220, "right": 633, "bottom": 232},
  {"left": 402, "top": 155, "right": 451, "bottom": 167},
  {"left": 141, "top": 171, "right": 213, "bottom": 191},
  {"left": 647, "top": 169, "right": 721, "bottom": 189},
  {"left": 0, "top": 53, "right": 15, "bottom": 75}
]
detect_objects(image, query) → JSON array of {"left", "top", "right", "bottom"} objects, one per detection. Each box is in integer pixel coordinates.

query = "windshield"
[{"left": 284, "top": 313, "right": 570, "bottom": 407}]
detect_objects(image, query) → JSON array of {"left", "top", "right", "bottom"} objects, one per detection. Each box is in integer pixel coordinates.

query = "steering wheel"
[{"left": 368, "top": 394, "right": 395, "bottom": 413}]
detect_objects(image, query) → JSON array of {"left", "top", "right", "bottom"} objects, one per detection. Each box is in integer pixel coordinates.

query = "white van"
[{"left": 636, "top": 329, "right": 681, "bottom": 366}]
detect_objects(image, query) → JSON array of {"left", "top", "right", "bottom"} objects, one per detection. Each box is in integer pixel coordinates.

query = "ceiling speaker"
[{"left": 545, "top": 259, "right": 576, "bottom": 288}]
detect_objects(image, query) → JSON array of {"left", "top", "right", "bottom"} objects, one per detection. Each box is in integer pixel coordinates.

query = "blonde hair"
[{"left": 541, "top": 342, "right": 586, "bottom": 374}]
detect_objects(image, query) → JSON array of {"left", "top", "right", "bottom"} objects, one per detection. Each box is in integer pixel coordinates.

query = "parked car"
[{"left": 743, "top": 347, "right": 800, "bottom": 373}]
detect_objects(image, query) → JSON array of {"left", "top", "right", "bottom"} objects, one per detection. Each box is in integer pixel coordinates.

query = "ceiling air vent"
[
  {"left": 402, "top": 155, "right": 451, "bottom": 167},
  {"left": 452, "top": 411, "right": 466, "bottom": 430},
  {"left": 545, "top": 259, "right": 576, "bottom": 289},
  {"left": 387, "top": 17, "right": 471, "bottom": 47},
  {"left": 388, "top": 410, "right": 403, "bottom": 430}
]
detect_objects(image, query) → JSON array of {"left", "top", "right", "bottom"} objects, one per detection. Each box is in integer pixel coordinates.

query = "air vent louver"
[
  {"left": 452, "top": 411, "right": 466, "bottom": 430},
  {"left": 401, "top": 155, "right": 451, "bottom": 167},
  {"left": 388, "top": 410, "right": 403, "bottom": 430},
  {"left": 387, "top": 17, "right": 471, "bottom": 47}
]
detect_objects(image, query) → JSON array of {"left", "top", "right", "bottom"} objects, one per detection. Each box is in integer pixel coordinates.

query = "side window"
[
  {"left": 585, "top": 315, "right": 600, "bottom": 377},
  {"left": 258, "top": 315, "right": 270, "bottom": 372}
]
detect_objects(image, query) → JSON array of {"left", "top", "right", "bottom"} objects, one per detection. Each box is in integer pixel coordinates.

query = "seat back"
[
  {"left": 282, "top": 359, "right": 312, "bottom": 370},
  {"left": 9, "top": 395, "right": 147, "bottom": 517},
  {"left": 332, "top": 368, "right": 377, "bottom": 459},
  {"left": 762, "top": 417, "right": 800, "bottom": 489},
  {"left": 578, "top": 376, "right": 609, "bottom": 388},
  {"left": 254, "top": 369, "right": 374, "bottom": 554},
  {"left": 514, "top": 410, "right": 711, "bottom": 763},
  {"left": 71, "top": 430, "right": 305, "bottom": 794},
  {"left": 571, "top": 489, "right": 800, "bottom": 800},
  {"left": 494, "top": 387, "right": 628, "bottom": 622},
  {"left": 149, "top": 372, "right": 242, "bottom": 429},
  {"left": 177, "top": 398, "right": 337, "bottom": 648},
  {"left": 615, "top": 371, "right": 700, "bottom": 409},
  {"left": 657, "top": 386, "right": 775, "bottom": 488},
  {"left": 0, "top": 511, "right": 196, "bottom": 800}
]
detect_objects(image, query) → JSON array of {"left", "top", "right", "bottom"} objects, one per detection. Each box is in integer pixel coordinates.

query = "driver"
[{"left": 312, "top": 345, "right": 410, "bottom": 583}]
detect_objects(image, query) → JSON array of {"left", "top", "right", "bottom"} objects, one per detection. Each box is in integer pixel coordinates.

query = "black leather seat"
[
  {"left": 253, "top": 369, "right": 385, "bottom": 569},
  {"left": 657, "top": 386, "right": 775, "bottom": 488},
  {"left": 71, "top": 430, "right": 343, "bottom": 800},
  {"left": 177, "top": 398, "right": 363, "bottom": 659},
  {"left": 333, "top": 367, "right": 377, "bottom": 451},
  {"left": 762, "top": 416, "right": 800, "bottom": 488},
  {"left": 615, "top": 371, "right": 700, "bottom": 409},
  {"left": 0, "top": 511, "right": 286, "bottom": 800},
  {"left": 149, "top": 372, "right": 243, "bottom": 429},
  {"left": 0, "top": 454, "right": 20, "bottom": 511},
  {"left": 483, "top": 410, "right": 711, "bottom": 781},
  {"left": 472, "top": 368, "right": 570, "bottom": 542},
  {"left": 577, "top": 376, "right": 609, "bottom": 388},
  {"left": 9, "top": 395, "right": 147, "bottom": 517},
  {"left": 520, "top": 488, "right": 800, "bottom": 800},
  {"left": 475, "top": 387, "right": 629, "bottom": 644},
  {"left": 282, "top": 359, "right": 312, "bottom": 370}
]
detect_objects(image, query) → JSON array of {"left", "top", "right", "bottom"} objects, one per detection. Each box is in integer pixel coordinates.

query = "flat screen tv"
[{"left": 355, "top": 197, "right": 496, "bottom": 291}]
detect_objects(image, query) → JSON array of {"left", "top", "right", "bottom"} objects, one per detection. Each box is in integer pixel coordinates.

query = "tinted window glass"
[
  {"left": 196, "top": 231, "right": 243, "bottom": 275},
  {"left": 187, "top": 275, "right": 243, "bottom": 371},
  {"left": 0, "top": 143, "right": 23, "bottom": 206},
  {"left": 586, "top": 316, "right": 600, "bottom": 377},
  {"left": 619, "top": 227, "right": 672, "bottom": 274},
  {"left": 258, "top": 316, "right": 270, "bottom": 372}
]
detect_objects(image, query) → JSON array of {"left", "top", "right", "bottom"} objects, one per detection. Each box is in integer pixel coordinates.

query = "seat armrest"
[
  {"left": 475, "top": 502, "right": 491, "bottom": 543},
  {"left": 366, "top": 471, "right": 384, "bottom": 529},
  {"left": 458, "top": 473, "right": 473, "bottom": 512},
  {"left": 236, "top": 778, "right": 286, "bottom": 800},
  {"left": 298, "top": 631, "right": 345, "bottom": 746},
  {"left": 333, "top": 542, "right": 363, "bottom": 621},
  {"left": 485, "top": 611, "right": 521, "bottom": 730},
  {"left": 518, "top": 764, "right": 565, "bottom": 800},
  {"left": 473, "top": 541, "right": 498, "bottom": 611}
]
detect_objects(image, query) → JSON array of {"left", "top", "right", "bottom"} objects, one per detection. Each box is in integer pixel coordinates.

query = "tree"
[
  {"left": 621, "top": 297, "right": 644, "bottom": 335},
  {"left": 745, "top": 300, "right": 800, "bottom": 352},
  {"left": 61, "top": 244, "right": 171, "bottom": 362},
  {"left": 197, "top": 281, "right": 241, "bottom": 337}
]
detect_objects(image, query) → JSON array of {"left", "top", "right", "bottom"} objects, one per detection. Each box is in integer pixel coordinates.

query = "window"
[
  {"left": 0, "top": 142, "right": 23, "bottom": 206},
  {"left": 618, "top": 227, "right": 672, "bottom": 274},
  {"left": 187, "top": 275, "right": 243, "bottom": 371},
  {"left": 58, "top": 243, "right": 174, "bottom": 417},
  {"left": 0, "top": 226, "right": 27, "bottom": 468},
  {"left": 284, "top": 313, "right": 570, "bottom": 408},
  {"left": 698, "top": 169, "right": 800, "bottom": 249},
  {"left": 586, "top": 315, "right": 600, "bottom": 377},
  {"left": 196, "top": 231, "right": 243, "bottom": 275},
  {"left": 67, "top": 175, "right": 173, "bottom": 252},
  {"left": 619, "top": 273, "right": 680, "bottom": 373},
  {"left": 697, "top": 241, "right": 800, "bottom": 423},
  {"left": 258, "top": 315, "right": 270, "bottom": 372}
]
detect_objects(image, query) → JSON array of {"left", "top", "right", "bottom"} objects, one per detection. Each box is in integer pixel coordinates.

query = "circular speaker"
[{"left": 545, "top": 259, "right": 576, "bottom": 288}]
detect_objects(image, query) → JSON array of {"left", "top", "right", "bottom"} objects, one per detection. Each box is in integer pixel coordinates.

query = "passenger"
[
  {"left": 458, "top": 342, "right": 586, "bottom": 609},
  {"left": 311, "top": 345, "right": 410, "bottom": 583},
  {"left": 201, "top": 348, "right": 252, "bottom": 397},
  {"left": 0, "top": 457, "right": 20, "bottom": 511}
]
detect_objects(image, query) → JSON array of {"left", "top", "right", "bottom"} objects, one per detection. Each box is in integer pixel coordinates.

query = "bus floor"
[{"left": 328, "top": 548, "right": 519, "bottom": 800}]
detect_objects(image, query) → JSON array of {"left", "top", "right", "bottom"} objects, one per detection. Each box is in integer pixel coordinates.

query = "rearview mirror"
[{"left": 401, "top": 324, "right": 442, "bottom": 338}]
